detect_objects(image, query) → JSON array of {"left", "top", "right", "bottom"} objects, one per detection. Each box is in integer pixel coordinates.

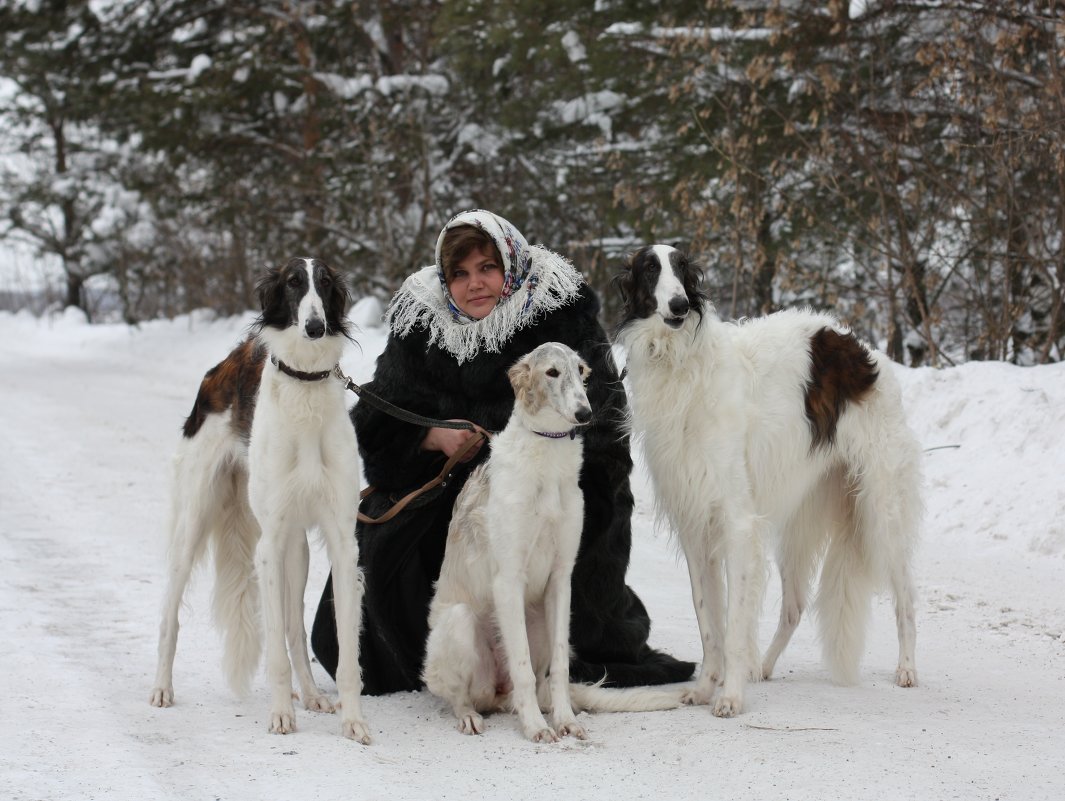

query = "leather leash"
[{"left": 333, "top": 366, "right": 483, "bottom": 432}]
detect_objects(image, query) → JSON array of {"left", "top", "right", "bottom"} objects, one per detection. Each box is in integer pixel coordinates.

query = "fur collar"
[{"left": 386, "top": 247, "right": 584, "bottom": 364}]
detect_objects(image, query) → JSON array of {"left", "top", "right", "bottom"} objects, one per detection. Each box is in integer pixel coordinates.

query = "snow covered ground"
[{"left": 1, "top": 306, "right": 1063, "bottom": 801}]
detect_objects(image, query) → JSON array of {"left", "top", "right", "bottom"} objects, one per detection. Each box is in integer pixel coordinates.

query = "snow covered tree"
[{"left": 0, "top": 0, "right": 143, "bottom": 318}]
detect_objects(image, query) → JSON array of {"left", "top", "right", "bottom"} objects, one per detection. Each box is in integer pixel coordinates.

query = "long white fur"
[
  {"left": 618, "top": 245, "right": 922, "bottom": 718},
  {"left": 422, "top": 342, "right": 683, "bottom": 742},
  {"left": 149, "top": 258, "right": 370, "bottom": 742}
]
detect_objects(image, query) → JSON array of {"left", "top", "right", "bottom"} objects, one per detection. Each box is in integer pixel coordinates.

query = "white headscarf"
[{"left": 386, "top": 210, "right": 584, "bottom": 364}]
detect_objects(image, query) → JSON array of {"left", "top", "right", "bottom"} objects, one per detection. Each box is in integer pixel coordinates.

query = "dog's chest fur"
[
  {"left": 441, "top": 432, "right": 584, "bottom": 606},
  {"left": 487, "top": 435, "right": 583, "bottom": 586},
  {"left": 248, "top": 363, "right": 357, "bottom": 519}
]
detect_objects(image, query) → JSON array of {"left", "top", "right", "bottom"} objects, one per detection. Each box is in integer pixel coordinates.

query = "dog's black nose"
[
  {"left": 575, "top": 406, "right": 592, "bottom": 425},
  {"left": 305, "top": 318, "right": 326, "bottom": 339},
  {"left": 668, "top": 296, "right": 690, "bottom": 317}
]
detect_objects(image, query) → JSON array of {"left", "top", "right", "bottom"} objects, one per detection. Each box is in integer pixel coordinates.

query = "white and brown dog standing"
[
  {"left": 149, "top": 257, "right": 370, "bottom": 742},
  {"left": 422, "top": 341, "right": 682, "bottom": 742},
  {"left": 616, "top": 245, "right": 922, "bottom": 718}
]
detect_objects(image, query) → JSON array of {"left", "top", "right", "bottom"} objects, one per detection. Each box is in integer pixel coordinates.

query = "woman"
[{"left": 311, "top": 210, "right": 693, "bottom": 693}]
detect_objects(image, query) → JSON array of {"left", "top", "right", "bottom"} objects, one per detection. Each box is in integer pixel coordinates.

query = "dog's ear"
[
  {"left": 507, "top": 359, "right": 532, "bottom": 404},
  {"left": 321, "top": 262, "right": 352, "bottom": 334},
  {"left": 252, "top": 266, "right": 287, "bottom": 331},
  {"left": 612, "top": 252, "right": 636, "bottom": 304},
  {"left": 578, "top": 358, "right": 592, "bottom": 384},
  {"left": 677, "top": 253, "right": 709, "bottom": 315},
  {"left": 255, "top": 266, "right": 281, "bottom": 313}
]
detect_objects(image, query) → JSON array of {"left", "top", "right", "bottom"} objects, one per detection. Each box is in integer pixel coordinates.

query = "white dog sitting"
[{"left": 423, "top": 341, "right": 682, "bottom": 742}]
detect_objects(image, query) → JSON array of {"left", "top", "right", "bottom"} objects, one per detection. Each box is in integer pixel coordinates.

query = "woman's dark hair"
[{"left": 440, "top": 225, "right": 504, "bottom": 284}]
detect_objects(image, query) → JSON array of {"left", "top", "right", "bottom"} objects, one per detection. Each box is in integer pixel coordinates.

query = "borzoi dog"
[
  {"left": 422, "top": 342, "right": 682, "bottom": 742},
  {"left": 149, "top": 257, "right": 370, "bottom": 743},
  {"left": 616, "top": 245, "right": 922, "bottom": 718}
]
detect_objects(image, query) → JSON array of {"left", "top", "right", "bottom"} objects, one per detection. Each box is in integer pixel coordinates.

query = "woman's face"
[{"left": 448, "top": 246, "right": 505, "bottom": 320}]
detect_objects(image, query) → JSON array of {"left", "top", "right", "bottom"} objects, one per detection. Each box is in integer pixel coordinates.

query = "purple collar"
[{"left": 533, "top": 429, "right": 578, "bottom": 440}]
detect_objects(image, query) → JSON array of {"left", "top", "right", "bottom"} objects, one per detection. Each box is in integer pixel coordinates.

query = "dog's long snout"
[
  {"left": 305, "top": 316, "right": 326, "bottom": 339},
  {"left": 668, "top": 296, "right": 690, "bottom": 317},
  {"left": 575, "top": 405, "right": 592, "bottom": 426}
]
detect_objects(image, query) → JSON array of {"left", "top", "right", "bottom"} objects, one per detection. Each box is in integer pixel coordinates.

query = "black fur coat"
[{"left": 311, "top": 284, "right": 693, "bottom": 693}]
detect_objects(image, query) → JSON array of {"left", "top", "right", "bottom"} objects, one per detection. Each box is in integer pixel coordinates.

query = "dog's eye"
[
  {"left": 546, "top": 368, "right": 560, "bottom": 378},
  {"left": 287, "top": 274, "right": 301, "bottom": 287}
]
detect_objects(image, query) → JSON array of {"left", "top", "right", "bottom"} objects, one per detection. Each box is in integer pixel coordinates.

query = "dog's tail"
[
  {"left": 211, "top": 476, "right": 262, "bottom": 696},
  {"left": 568, "top": 681, "right": 685, "bottom": 713}
]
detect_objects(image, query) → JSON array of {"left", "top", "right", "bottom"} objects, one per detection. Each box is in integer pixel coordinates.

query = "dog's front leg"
[
  {"left": 283, "top": 535, "right": 334, "bottom": 714},
  {"left": 492, "top": 575, "right": 557, "bottom": 742},
  {"left": 714, "top": 510, "right": 767, "bottom": 718},
  {"left": 680, "top": 548, "right": 725, "bottom": 708},
  {"left": 256, "top": 529, "right": 297, "bottom": 734},
  {"left": 323, "top": 518, "right": 371, "bottom": 744},
  {"left": 543, "top": 564, "right": 585, "bottom": 740}
]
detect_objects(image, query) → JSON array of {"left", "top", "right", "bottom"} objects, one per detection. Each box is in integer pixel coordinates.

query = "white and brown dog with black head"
[
  {"left": 422, "top": 341, "right": 683, "bottom": 742},
  {"left": 149, "top": 257, "right": 370, "bottom": 743},
  {"left": 616, "top": 245, "right": 922, "bottom": 718}
]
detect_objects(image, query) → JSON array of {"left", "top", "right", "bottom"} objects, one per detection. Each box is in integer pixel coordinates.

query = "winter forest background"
[{"left": 1, "top": 1, "right": 1063, "bottom": 367}]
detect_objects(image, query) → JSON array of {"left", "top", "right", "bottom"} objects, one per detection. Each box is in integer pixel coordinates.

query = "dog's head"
[
  {"left": 254, "top": 257, "right": 352, "bottom": 341},
  {"left": 615, "top": 245, "right": 707, "bottom": 333},
  {"left": 507, "top": 342, "right": 592, "bottom": 431}
]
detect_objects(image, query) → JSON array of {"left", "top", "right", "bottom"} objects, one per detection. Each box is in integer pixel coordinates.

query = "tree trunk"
[{"left": 66, "top": 271, "right": 85, "bottom": 316}]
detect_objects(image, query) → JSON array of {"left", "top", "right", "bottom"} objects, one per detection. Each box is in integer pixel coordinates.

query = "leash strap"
[
  {"left": 333, "top": 366, "right": 478, "bottom": 432},
  {"left": 356, "top": 428, "right": 489, "bottom": 525}
]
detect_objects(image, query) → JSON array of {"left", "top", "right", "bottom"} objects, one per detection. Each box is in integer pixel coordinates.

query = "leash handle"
[{"left": 357, "top": 428, "right": 489, "bottom": 525}]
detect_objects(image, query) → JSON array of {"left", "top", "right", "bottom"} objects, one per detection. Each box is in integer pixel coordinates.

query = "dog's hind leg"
[
  {"left": 150, "top": 456, "right": 226, "bottom": 707},
  {"left": 889, "top": 557, "right": 918, "bottom": 687},
  {"left": 762, "top": 486, "right": 831, "bottom": 680},
  {"left": 815, "top": 486, "right": 872, "bottom": 687},
  {"left": 322, "top": 517, "right": 370, "bottom": 743},
  {"left": 424, "top": 602, "right": 494, "bottom": 735},
  {"left": 212, "top": 469, "right": 262, "bottom": 698},
  {"left": 283, "top": 534, "right": 333, "bottom": 714},
  {"left": 854, "top": 462, "right": 921, "bottom": 688}
]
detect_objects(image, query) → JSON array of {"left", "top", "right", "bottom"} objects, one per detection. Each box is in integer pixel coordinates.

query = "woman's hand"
[{"left": 421, "top": 422, "right": 485, "bottom": 462}]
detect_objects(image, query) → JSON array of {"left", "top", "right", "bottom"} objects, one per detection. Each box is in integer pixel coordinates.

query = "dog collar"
[
  {"left": 533, "top": 429, "right": 578, "bottom": 440},
  {"left": 271, "top": 356, "right": 333, "bottom": 382}
]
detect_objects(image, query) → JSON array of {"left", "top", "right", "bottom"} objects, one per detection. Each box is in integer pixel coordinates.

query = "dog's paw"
[
  {"left": 557, "top": 721, "right": 587, "bottom": 740},
  {"left": 712, "top": 694, "right": 743, "bottom": 718},
  {"left": 149, "top": 687, "right": 173, "bottom": 707},
  {"left": 680, "top": 685, "right": 713, "bottom": 707},
  {"left": 303, "top": 693, "right": 335, "bottom": 713},
  {"left": 529, "top": 726, "right": 560, "bottom": 744},
  {"left": 269, "top": 710, "right": 296, "bottom": 735},
  {"left": 895, "top": 667, "right": 918, "bottom": 688},
  {"left": 341, "top": 718, "right": 372, "bottom": 744},
  {"left": 457, "top": 712, "right": 485, "bottom": 735}
]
